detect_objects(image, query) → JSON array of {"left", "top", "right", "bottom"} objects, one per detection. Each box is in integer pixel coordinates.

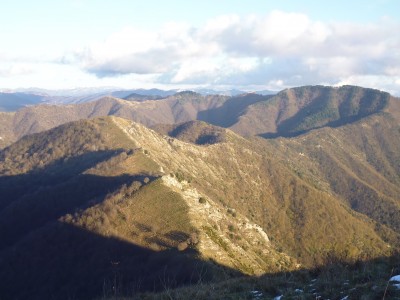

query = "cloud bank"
[
  {"left": 67, "top": 11, "right": 400, "bottom": 92},
  {"left": 2, "top": 10, "right": 400, "bottom": 93}
]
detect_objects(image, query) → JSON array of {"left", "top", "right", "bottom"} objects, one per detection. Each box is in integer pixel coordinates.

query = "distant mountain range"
[
  {"left": 0, "top": 87, "right": 276, "bottom": 112},
  {"left": 0, "top": 85, "right": 399, "bottom": 299},
  {"left": 0, "top": 85, "right": 396, "bottom": 149}
]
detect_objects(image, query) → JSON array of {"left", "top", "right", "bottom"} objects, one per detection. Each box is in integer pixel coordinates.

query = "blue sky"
[{"left": 1, "top": 0, "right": 399, "bottom": 94}]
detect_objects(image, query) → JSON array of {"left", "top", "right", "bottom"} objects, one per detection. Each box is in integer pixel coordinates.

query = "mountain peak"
[{"left": 231, "top": 85, "right": 392, "bottom": 137}]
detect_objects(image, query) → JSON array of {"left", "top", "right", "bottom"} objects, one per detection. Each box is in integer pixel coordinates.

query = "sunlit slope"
[
  {"left": 113, "top": 117, "right": 396, "bottom": 266},
  {"left": 231, "top": 85, "right": 393, "bottom": 137},
  {"left": 0, "top": 117, "right": 296, "bottom": 299},
  {"left": 262, "top": 111, "right": 400, "bottom": 242}
]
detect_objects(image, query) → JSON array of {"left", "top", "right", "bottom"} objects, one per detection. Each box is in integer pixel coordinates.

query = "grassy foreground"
[{"left": 102, "top": 254, "right": 400, "bottom": 299}]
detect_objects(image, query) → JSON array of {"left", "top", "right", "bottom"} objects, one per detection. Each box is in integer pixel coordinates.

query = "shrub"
[
  {"left": 199, "top": 197, "right": 207, "bottom": 204},
  {"left": 175, "top": 172, "right": 185, "bottom": 182}
]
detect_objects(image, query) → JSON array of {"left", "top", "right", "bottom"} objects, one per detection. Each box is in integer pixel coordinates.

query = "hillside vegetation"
[
  {"left": 0, "top": 92, "right": 265, "bottom": 149},
  {"left": 0, "top": 85, "right": 399, "bottom": 299},
  {"left": 0, "top": 117, "right": 294, "bottom": 299},
  {"left": 112, "top": 118, "right": 398, "bottom": 265},
  {"left": 262, "top": 112, "right": 400, "bottom": 240},
  {"left": 0, "top": 112, "right": 14, "bottom": 149},
  {"left": 231, "top": 85, "right": 393, "bottom": 137},
  {"left": 0, "top": 86, "right": 396, "bottom": 150}
]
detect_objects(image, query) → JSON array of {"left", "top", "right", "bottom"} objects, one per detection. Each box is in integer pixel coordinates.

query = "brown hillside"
[
  {"left": 1, "top": 86, "right": 396, "bottom": 150},
  {"left": 231, "top": 85, "right": 393, "bottom": 137},
  {"left": 0, "top": 112, "right": 14, "bottom": 149},
  {"left": 0, "top": 117, "right": 297, "bottom": 299},
  {"left": 112, "top": 117, "right": 397, "bottom": 266},
  {"left": 0, "top": 85, "right": 399, "bottom": 299},
  {"left": 262, "top": 112, "right": 400, "bottom": 237},
  {"left": 1, "top": 93, "right": 230, "bottom": 148}
]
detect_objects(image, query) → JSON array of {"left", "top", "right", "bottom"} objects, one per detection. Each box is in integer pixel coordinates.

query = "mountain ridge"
[
  {"left": 0, "top": 85, "right": 399, "bottom": 298},
  {"left": 0, "top": 117, "right": 298, "bottom": 299},
  {"left": 0, "top": 87, "right": 276, "bottom": 111},
  {"left": 1, "top": 85, "right": 397, "bottom": 151},
  {"left": 232, "top": 85, "right": 395, "bottom": 137}
]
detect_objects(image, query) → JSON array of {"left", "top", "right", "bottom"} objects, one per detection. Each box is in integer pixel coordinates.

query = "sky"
[{"left": 1, "top": 0, "right": 400, "bottom": 94}]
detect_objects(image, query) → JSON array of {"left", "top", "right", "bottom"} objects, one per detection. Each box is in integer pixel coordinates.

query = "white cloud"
[
  {"left": 0, "top": 61, "right": 164, "bottom": 90},
  {"left": 0, "top": 64, "right": 34, "bottom": 77},
  {"left": 3, "top": 10, "right": 399, "bottom": 93},
  {"left": 70, "top": 11, "right": 399, "bottom": 89}
]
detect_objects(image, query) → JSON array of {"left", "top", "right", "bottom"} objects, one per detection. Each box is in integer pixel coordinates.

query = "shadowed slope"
[
  {"left": 0, "top": 221, "right": 238, "bottom": 300},
  {"left": 135, "top": 253, "right": 400, "bottom": 299},
  {"left": 0, "top": 117, "right": 281, "bottom": 299},
  {"left": 0, "top": 118, "right": 243, "bottom": 299},
  {"left": 197, "top": 93, "right": 269, "bottom": 127},
  {"left": 1, "top": 114, "right": 399, "bottom": 299}
]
